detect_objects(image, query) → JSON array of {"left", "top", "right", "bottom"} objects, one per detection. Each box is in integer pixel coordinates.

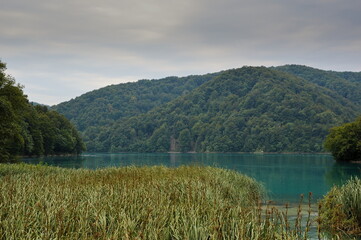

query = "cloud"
[{"left": 1, "top": 0, "right": 361, "bottom": 104}]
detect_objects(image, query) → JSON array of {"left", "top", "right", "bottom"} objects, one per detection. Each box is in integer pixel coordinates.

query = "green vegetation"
[
  {"left": 0, "top": 164, "right": 324, "bottom": 239},
  {"left": 275, "top": 65, "right": 361, "bottom": 106},
  {"left": 324, "top": 117, "right": 361, "bottom": 161},
  {"left": 54, "top": 65, "right": 361, "bottom": 153},
  {"left": 0, "top": 60, "right": 85, "bottom": 162},
  {"left": 319, "top": 177, "right": 361, "bottom": 237},
  {"left": 53, "top": 73, "right": 219, "bottom": 132},
  {"left": 81, "top": 67, "right": 359, "bottom": 153}
]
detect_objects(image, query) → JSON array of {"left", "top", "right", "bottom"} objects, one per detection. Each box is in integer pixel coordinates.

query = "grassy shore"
[
  {"left": 0, "top": 164, "right": 336, "bottom": 239},
  {"left": 319, "top": 177, "right": 361, "bottom": 237}
]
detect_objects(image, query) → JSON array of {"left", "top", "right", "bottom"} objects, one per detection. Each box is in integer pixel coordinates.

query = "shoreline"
[
  {"left": 20, "top": 153, "right": 82, "bottom": 158},
  {"left": 65, "top": 151, "right": 331, "bottom": 155},
  {"left": 167, "top": 151, "right": 331, "bottom": 155}
]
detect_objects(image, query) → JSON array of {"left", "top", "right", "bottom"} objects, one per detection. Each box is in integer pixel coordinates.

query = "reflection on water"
[
  {"left": 324, "top": 161, "right": 361, "bottom": 187},
  {"left": 22, "top": 153, "right": 361, "bottom": 203}
]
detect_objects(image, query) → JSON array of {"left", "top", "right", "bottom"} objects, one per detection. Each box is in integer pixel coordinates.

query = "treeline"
[
  {"left": 81, "top": 67, "right": 360, "bottom": 153},
  {"left": 0, "top": 61, "right": 85, "bottom": 162}
]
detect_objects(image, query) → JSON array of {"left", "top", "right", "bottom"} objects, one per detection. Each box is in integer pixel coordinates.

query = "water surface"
[{"left": 23, "top": 153, "right": 361, "bottom": 203}]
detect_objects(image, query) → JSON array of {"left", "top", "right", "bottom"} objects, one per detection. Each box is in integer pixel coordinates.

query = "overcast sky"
[{"left": 1, "top": 0, "right": 361, "bottom": 105}]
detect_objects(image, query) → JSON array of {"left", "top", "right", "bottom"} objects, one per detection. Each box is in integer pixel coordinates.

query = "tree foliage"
[
  {"left": 53, "top": 73, "right": 219, "bottom": 131},
  {"left": 275, "top": 65, "right": 361, "bottom": 106},
  {"left": 325, "top": 117, "right": 361, "bottom": 161},
  {"left": 74, "top": 67, "right": 360, "bottom": 153},
  {"left": 0, "top": 60, "right": 85, "bottom": 162}
]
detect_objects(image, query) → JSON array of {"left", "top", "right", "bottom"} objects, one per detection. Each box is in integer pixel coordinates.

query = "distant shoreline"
[
  {"left": 20, "top": 151, "right": 333, "bottom": 159},
  {"left": 167, "top": 151, "right": 331, "bottom": 155},
  {"left": 74, "top": 151, "right": 332, "bottom": 155},
  {"left": 20, "top": 153, "right": 81, "bottom": 158}
]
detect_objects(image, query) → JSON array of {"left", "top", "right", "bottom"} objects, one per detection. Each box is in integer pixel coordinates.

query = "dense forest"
[
  {"left": 54, "top": 66, "right": 361, "bottom": 153},
  {"left": 0, "top": 61, "right": 85, "bottom": 162},
  {"left": 53, "top": 73, "right": 219, "bottom": 131},
  {"left": 274, "top": 65, "right": 361, "bottom": 106}
]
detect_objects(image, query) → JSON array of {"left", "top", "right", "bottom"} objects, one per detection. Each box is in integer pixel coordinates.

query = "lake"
[{"left": 22, "top": 153, "right": 361, "bottom": 203}]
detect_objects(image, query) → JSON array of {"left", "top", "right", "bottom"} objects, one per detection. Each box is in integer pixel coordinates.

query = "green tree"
[
  {"left": 178, "top": 129, "right": 192, "bottom": 152},
  {"left": 148, "top": 124, "right": 170, "bottom": 152},
  {"left": 325, "top": 117, "right": 361, "bottom": 161},
  {"left": 0, "top": 61, "right": 27, "bottom": 162},
  {"left": 0, "top": 60, "right": 85, "bottom": 161}
]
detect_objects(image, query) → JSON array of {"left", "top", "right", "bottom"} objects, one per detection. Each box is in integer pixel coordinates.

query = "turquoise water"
[{"left": 22, "top": 153, "right": 361, "bottom": 203}]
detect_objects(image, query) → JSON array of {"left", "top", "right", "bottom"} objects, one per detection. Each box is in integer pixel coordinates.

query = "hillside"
[
  {"left": 333, "top": 71, "right": 361, "bottom": 84},
  {"left": 274, "top": 65, "right": 361, "bottom": 105},
  {"left": 53, "top": 73, "right": 219, "bottom": 131},
  {"left": 79, "top": 67, "right": 360, "bottom": 153}
]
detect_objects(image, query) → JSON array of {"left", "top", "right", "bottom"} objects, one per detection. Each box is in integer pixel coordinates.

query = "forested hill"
[
  {"left": 67, "top": 67, "right": 361, "bottom": 152},
  {"left": 274, "top": 65, "right": 361, "bottom": 106},
  {"left": 53, "top": 73, "right": 219, "bottom": 131},
  {"left": 53, "top": 65, "right": 361, "bottom": 153},
  {"left": 0, "top": 61, "right": 85, "bottom": 162}
]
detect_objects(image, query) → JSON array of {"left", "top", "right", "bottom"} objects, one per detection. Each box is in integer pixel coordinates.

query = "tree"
[
  {"left": 0, "top": 60, "right": 85, "bottom": 162},
  {"left": 0, "top": 61, "right": 27, "bottom": 162},
  {"left": 148, "top": 124, "right": 170, "bottom": 152},
  {"left": 178, "top": 129, "right": 192, "bottom": 152},
  {"left": 325, "top": 117, "right": 361, "bottom": 161}
]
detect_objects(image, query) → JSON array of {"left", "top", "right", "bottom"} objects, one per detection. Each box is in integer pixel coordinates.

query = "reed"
[
  {"left": 319, "top": 177, "right": 361, "bottom": 238},
  {"left": 0, "top": 163, "right": 321, "bottom": 239}
]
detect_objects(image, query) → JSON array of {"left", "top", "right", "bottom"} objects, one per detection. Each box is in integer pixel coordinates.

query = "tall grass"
[
  {"left": 0, "top": 164, "right": 317, "bottom": 239},
  {"left": 319, "top": 177, "right": 361, "bottom": 237}
]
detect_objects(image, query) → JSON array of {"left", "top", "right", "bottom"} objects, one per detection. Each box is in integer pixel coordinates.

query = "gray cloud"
[{"left": 1, "top": 0, "right": 361, "bottom": 104}]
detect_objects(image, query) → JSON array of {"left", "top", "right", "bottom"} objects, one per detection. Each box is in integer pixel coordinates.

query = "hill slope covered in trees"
[
  {"left": 54, "top": 66, "right": 361, "bottom": 153},
  {"left": 54, "top": 73, "right": 219, "bottom": 131},
  {"left": 274, "top": 65, "right": 361, "bottom": 106}
]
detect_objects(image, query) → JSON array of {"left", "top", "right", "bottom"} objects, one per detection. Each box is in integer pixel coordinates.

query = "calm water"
[{"left": 22, "top": 153, "right": 361, "bottom": 203}]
